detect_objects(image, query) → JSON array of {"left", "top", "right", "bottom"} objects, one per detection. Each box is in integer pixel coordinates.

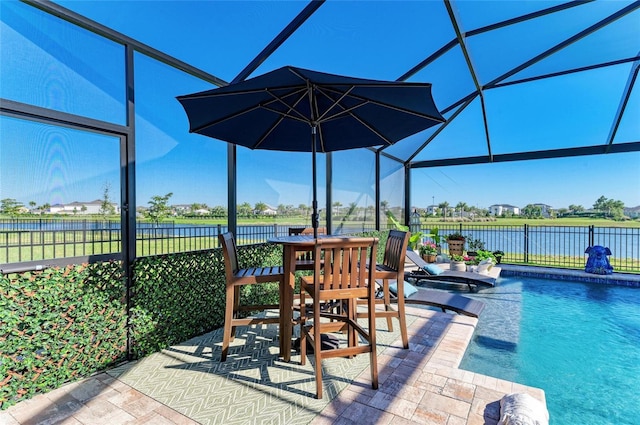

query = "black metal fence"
[
  {"left": 423, "top": 223, "right": 639, "bottom": 273},
  {"left": 1, "top": 219, "right": 638, "bottom": 273}
]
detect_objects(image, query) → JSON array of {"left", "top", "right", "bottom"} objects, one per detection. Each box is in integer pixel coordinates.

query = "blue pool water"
[{"left": 458, "top": 276, "right": 640, "bottom": 425}]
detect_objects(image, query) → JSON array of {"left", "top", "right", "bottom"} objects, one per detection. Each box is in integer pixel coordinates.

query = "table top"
[
  {"left": 267, "top": 234, "right": 367, "bottom": 246},
  {"left": 267, "top": 234, "right": 334, "bottom": 245}
]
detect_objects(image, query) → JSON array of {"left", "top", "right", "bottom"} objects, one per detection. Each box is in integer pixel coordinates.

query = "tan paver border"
[{"left": 312, "top": 306, "right": 546, "bottom": 425}]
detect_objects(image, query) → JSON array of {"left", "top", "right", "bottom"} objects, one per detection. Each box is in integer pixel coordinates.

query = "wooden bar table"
[{"left": 268, "top": 234, "right": 317, "bottom": 362}]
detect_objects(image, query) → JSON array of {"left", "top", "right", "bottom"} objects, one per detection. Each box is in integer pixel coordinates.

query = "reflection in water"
[{"left": 474, "top": 335, "right": 518, "bottom": 352}]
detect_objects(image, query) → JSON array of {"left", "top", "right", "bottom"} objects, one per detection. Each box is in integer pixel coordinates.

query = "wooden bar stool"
[
  {"left": 218, "top": 232, "right": 284, "bottom": 361},
  {"left": 360, "top": 229, "right": 410, "bottom": 349},
  {"left": 299, "top": 236, "right": 379, "bottom": 399}
]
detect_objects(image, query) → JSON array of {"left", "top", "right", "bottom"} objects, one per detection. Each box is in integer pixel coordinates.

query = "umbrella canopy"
[{"left": 177, "top": 66, "right": 445, "bottom": 236}]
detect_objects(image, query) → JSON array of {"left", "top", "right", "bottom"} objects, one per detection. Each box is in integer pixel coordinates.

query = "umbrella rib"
[
  {"left": 319, "top": 86, "right": 445, "bottom": 122},
  {"left": 252, "top": 88, "right": 311, "bottom": 148},
  {"left": 190, "top": 104, "right": 264, "bottom": 134},
  {"left": 317, "top": 87, "right": 395, "bottom": 146},
  {"left": 313, "top": 87, "right": 418, "bottom": 146},
  {"left": 347, "top": 114, "right": 396, "bottom": 147},
  {"left": 259, "top": 105, "right": 310, "bottom": 125},
  {"left": 253, "top": 112, "right": 286, "bottom": 149},
  {"left": 181, "top": 84, "right": 303, "bottom": 100},
  {"left": 262, "top": 87, "right": 312, "bottom": 124},
  {"left": 187, "top": 86, "right": 306, "bottom": 133},
  {"left": 315, "top": 86, "right": 356, "bottom": 123},
  {"left": 318, "top": 101, "right": 370, "bottom": 123}
]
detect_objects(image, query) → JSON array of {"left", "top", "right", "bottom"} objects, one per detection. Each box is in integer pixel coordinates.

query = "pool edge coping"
[{"left": 499, "top": 264, "right": 640, "bottom": 287}]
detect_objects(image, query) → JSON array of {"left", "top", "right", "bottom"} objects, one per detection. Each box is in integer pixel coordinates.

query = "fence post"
[
  {"left": 524, "top": 224, "right": 529, "bottom": 263},
  {"left": 588, "top": 225, "right": 594, "bottom": 247}
]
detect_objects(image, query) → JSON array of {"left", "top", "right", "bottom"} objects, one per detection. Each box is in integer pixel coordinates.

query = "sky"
[{"left": 1, "top": 1, "right": 639, "bottom": 212}]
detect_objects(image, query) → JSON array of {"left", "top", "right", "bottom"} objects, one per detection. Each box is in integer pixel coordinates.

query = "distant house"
[
  {"left": 172, "top": 204, "right": 192, "bottom": 215},
  {"left": 425, "top": 204, "right": 438, "bottom": 216},
  {"left": 533, "top": 203, "right": 553, "bottom": 218},
  {"left": 262, "top": 205, "right": 277, "bottom": 216},
  {"left": 48, "top": 203, "right": 66, "bottom": 214},
  {"left": 47, "top": 200, "right": 119, "bottom": 215},
  {"left": 253, "top": 204, "right": 278, "bottom": 215},
  {"left": 489, "top": 204, "right": 520, "bottom": 216},
  {"left": 624, "top": 205, "right": 640, "bottom": 218}
]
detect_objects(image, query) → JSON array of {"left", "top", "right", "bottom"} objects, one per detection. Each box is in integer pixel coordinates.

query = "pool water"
[{"left": 459, "top": 276, "right": 640, "bottom": 425}]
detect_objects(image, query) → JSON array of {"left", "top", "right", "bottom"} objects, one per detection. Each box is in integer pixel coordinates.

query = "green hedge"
[
  {"left": 0, "top": 233, "right": 386, "bottom": 409},
  {"left": 0, "top": 262, "right": 127, "bottom": 409}
]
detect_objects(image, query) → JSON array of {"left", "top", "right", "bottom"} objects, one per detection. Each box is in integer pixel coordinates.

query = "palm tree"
[
  {"left": 438, "top": 201, "right": 449, "bottom": 218},
  {"left": 237, "top": 202, "right": 253, "bottom": 217},
  {"left": 211, "top": 205, "right": 227, "bottom": 218},
  {"left": 254, "top": 202, "right": 268, "bottom": 215},
  {"left": 456, "top": 202, "right": 468, "bottom": 218},
  {"left": 332, "top": 201, "right": 342, "bottom": 216},
  {"left": 568, "top": 204, "right": 584, "bottom": 214}
]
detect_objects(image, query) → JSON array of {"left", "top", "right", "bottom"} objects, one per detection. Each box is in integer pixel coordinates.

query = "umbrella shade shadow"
[
  {"left": 163, "top": 327, "right": 329, "bottom": 400},
  {"left": 109, "top": 312, "right": 418, "bottom": 423}
]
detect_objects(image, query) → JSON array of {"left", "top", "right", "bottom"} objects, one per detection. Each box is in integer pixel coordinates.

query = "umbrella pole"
[{"left": 311, "top": 126, "right": 319, "bottom": 239}]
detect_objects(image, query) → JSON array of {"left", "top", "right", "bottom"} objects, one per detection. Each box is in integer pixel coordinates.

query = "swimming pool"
[{"left": 459, "top": 276, "right": 640, "bottom": 425}]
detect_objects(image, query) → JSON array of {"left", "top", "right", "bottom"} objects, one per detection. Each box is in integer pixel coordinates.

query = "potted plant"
[
  {"left": 426, "top": 227, "right": 446, "bottom": 253},
  {"left": 463, "top": 255, "right": 479, "bottom": 272},
  {"left": 419, "top": 241, "right": 438, "bottom": 263},
  {"left": 408, "top": 231, "right": 424, "bottom": 251},
  {"left": 385, "top": 210, "right": 423, "bottom": 251},
  {"left": 465, "top": 235, "right": 485, "bottom": 258},
  {"left": 475, "top": 249, "right": 496, "bottom": 263},
  {"left": 464, "top": 255, "right": 479, "bottom": 266},
  {"left": 450, "top": 254, "right": 466, "bottom": 271},
  {"left": 446, "top": 232, "right": 466, "bottom": 257},
  {"left": 492, "top": 250, "right": 504, "bottom": 264}
]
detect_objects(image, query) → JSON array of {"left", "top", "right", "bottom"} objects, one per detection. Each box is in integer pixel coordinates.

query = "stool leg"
[
  {"left": 221, "top": 284, "right": 235, "bottom": 362},
  {"left": 313, "top": 300, "right": 323, "bottom": 399},
  {"left": 383, "top": 279, "right": 394, "bottom": 331},
  {"left": 300, "top": 289, "right": 307, "bottom": 366},
  {"left": 368, "top": 294, "right": 379, "bottom": 390},
  {"left": 397, "top": 286, "right": 408, "bottom": 349}
]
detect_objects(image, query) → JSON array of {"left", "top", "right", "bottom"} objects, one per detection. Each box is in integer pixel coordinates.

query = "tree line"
[{"left": 1, "top": 194, "right": 631, "bottom": 221}]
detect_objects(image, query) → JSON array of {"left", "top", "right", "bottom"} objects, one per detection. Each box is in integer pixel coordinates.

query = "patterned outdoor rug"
[{"left": 107, "top": 312, "right": 418, "bottom": 425}]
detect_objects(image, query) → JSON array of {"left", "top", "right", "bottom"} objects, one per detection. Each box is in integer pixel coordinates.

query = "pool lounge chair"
[
  {"left": 386, "top": 279, "right": 485, "bottom": 318},
  {"left": 404, "top": 250, "right": 499, "bottom": 291}
]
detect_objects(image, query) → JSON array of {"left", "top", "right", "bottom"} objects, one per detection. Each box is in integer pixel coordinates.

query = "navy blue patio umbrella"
[{"left": 177, "top": 66, "right": 445, "bottom": 237}]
